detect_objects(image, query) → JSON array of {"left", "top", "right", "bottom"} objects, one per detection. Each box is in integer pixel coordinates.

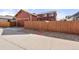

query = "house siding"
[
  {"left": 31, "top": 15, "right": 37, "bottom": 21},
  {"left": 15, "top": 10, "right": 37, "bottom": 27},
  {"left": 37, "top": 12, "right": 57, "bottom": 21}
]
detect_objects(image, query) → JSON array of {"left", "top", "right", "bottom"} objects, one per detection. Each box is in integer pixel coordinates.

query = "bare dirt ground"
[{"left": 0, "top": 27, "right": 79, "bottom": 50}]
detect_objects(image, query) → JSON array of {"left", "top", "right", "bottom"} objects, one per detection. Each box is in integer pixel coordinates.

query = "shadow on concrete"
[
  {"left": 2, "top": 27, "right": 79, "bottom": 42},
  {"left": 2, "top": 27, "right": 30, "bottom": 35},
  {"left": 24, "top": 29, "right": 79, "bottom": 42}
]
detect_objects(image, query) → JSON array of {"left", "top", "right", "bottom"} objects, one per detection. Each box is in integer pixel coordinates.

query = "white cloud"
[
  {"left": 0, "top": 12, "right": 14, "bottom": 16},
  {"left": 0, "top": 9, "right": 19, "bottom": 16}
]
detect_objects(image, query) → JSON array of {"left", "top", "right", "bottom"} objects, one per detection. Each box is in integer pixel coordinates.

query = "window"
[
  {"left": 49, "top": 13, "right": 54, "bottom": 17},
  {"left": 43, "top": 14, "right": 47, "bottom": 17}
]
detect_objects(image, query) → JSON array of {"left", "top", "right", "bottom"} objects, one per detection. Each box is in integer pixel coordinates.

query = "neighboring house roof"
[
  {"left": 0, "top": 15, "right": 14, "bottom": 20},
  {"left": 37, "top": 11, "right": 57, "bottom": 18},
  {"left": 69, "top": 11, "right": 79, "bottom": 18},
  {"left": 37, "top": 11, "right": 57, "bottom": 15},
  {"left": 15, "top": 9, "right": 37, "bottom": 17},
  {"left": 72, "top": 11, "right": 79, "bottom": 17},
  {"left": 65, "top": 11, "right": 79, "bottom": 19},
  {"left": 15, "top": 9, "right": 57, "bottom": 17}
]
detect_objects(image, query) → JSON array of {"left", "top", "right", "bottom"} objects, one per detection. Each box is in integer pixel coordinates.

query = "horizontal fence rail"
[{"left": 24, "top": 21, "right": 79, "bottom": 34}]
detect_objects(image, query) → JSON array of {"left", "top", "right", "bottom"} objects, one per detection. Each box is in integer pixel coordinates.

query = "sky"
[
  {"left": 0, "top": 9, "right": 79, "bottom": 19},
  {"left": 28, "top": 9, "right": 79, "bottom": 19}
]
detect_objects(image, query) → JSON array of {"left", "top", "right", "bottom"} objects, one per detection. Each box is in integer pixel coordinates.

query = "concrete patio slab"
[
  {"left": 0, "top": 37, "right": 23, "bottom": 50},
  {"left": 50, "top": 37, "right": 79, "bottom": 50},
  {"left": 0, "top": 27, "right": 79, "bottom": 50},
  {"left": 2, "top": 34, "right": 50, "bottom": 50}
]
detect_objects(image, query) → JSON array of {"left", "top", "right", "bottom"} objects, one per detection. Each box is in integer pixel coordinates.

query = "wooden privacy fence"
[
  {"left": 24, "top": 21, "right": 79, "bottom": 34},
  {"left": 10, "top": 22, "right": 16, "bottom": 27},
  {"left": 0, "top": 22, "right": 10, "bottom": 27},
  {"left": 0, "top": 22, "right": 16, "bottom": 27}
]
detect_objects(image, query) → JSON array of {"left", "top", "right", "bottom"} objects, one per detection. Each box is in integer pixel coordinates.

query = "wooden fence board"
[{"left": 24, "top": 21, "right": 79, "bottom": 34}]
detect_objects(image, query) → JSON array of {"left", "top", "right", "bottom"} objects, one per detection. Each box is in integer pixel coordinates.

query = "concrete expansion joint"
[{"left": 1, "top": 37, "right": 26, "bottom": 50}]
